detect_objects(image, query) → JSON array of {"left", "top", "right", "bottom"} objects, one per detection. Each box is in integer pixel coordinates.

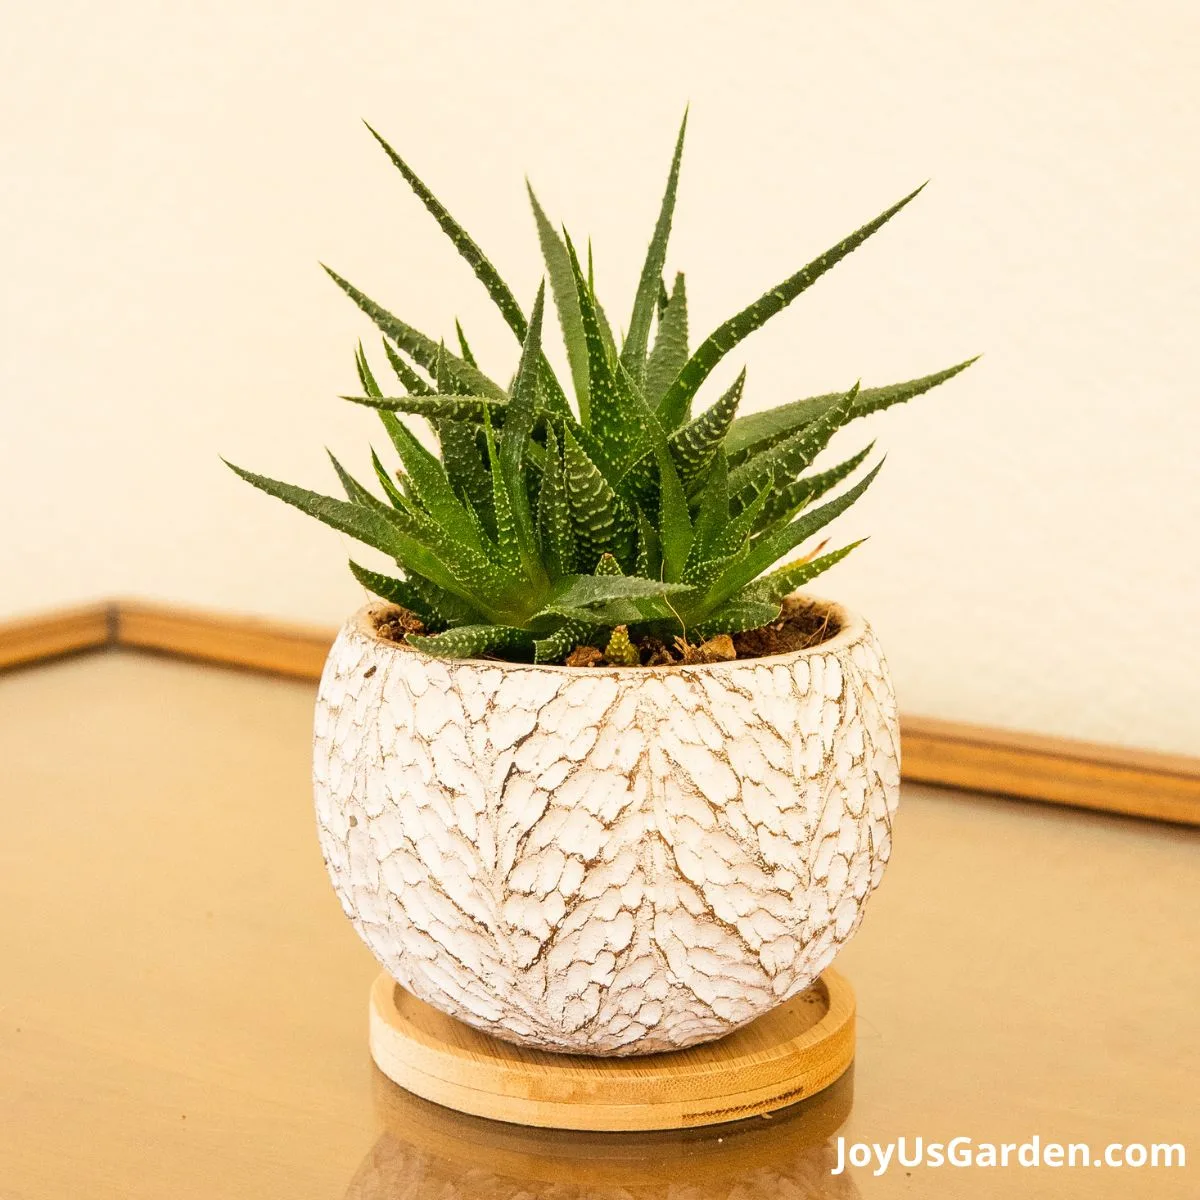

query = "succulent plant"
[{"left": 227, "top": 115, "right": 974, "bottom": 664}]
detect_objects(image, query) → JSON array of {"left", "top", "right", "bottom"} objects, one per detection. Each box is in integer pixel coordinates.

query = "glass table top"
[{"left": 1, "top": 652, "right": 1195, "bottom": 1198}]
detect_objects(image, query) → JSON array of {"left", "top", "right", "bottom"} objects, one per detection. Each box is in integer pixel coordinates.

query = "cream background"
[{"left": 2, "top": 2, "right": 1197, "bottom": 754}]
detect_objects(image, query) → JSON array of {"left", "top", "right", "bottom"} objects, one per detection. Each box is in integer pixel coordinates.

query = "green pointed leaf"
[
  {"left": 682, "top": 545, "right": 748, "bottom": 595},
  {"left": 656, "top": 276, "right": 670, "bottom": 320},
  {"left": 726, "top": 358, "right": 978, "bottom": 463},
  {"left": 670, "top": 367, "right": 743, "bottom": 489},
  {"left": 369, "top": 446, "right": 411, "bottom": 511},
  {"left": 435, "top": 341, "right": 467, "bottom": 395},
  {"left": 533, "top": 620, "right": 593, "bottom": 664},
  {"left": 326, "top": 449, "right": 390, "bottom": 514},
  {"left": 535, "top": 423, "right": 576, "bottom": 577},
  {"left": 657, "top": 184, "right": 927, "bottom": 426},
  {"left": 226, "top": 459, "right": 409, "bottom": 559},
  {"left": 537, "top": 573, "right": 692, "bottom": 618},
  {"left": 635, "top": 509, "right": 658, "bottom": 578},
  {"left": 693, "top": 599, "right": 781, "bottom": 640},
  {"left": 691, "top": 450, "right": 730, "bottom": 564},
  {"left": 654, "top": 436, "right": 693, "bottom": 581},
  {"left": 588, "top": 241, "right": 618, "bottom": 363},
  {"left": 405, "top": 523, "right": 526, "bottom": 619},
  {"left": 348, "top": 560, "right": 432, "bottom": 621},
  {"left": 745, "top": 540, "right": 867, "bottom": 603},
  {"left": 454, "top": 319, "right": 478, "bottom": 367},
  {"left": 594, "top": 552, "right": 623, "bottom": 577},
  {"left": 378, "top": 411, "right": 483, "bottom": 550},
  {"left": 406, "top": 624, "right": 532, "bottom": 660},
  {"left": 356, "top": 347, "right": 424, "bottom": 505},
  {"left": 382, "top": 338, "right": 433, "bottom": 395},
  {"left": 728, "top": 385, "right": 858, "bottom": 511},
  {"left": 618, "top": 305, "right": 716, "bottom": 508},
  {"left": 563, "top": 233, "right": 654, "bottom": 477},
  {"left": 436, "top": 420, "right": 495, "bottom": 536},
  {"left": 228, "top": 465, "right": 518, "bottom": 626},
  {"left": 539, "top": 600, "right": 640, "bottom": 627},
  {"left": 752, "top": 442, "right": 873, "bottom": 537},
  {"left": 616, "top": 455, "right": 659, "bottom": 520},
  {"left": 323, "top": 265, "right": 507, "bottom": 399},
  {"left": 497, "top": 284, "right": 548, "bottom": 582},
  {"left": 342, "top": 392, "right": 503, "bottom": 421},
  {"left": 501, "top": 285, "right": 546, "bottom": 478},
  {"left": 705, "top": 461, "right": 884, "bottom": 609},
  {"left": 364, "top": 123, "right": 570, "bottom": 417},
  {"left": 365, "top": 122, "right": 529, "bottom": 336},
  {"left": 645, "top": 273, "right": 689, "bottom": 409},
  {"left": 355, "top": 342, "right": 382, "bottom": 398},
  {"left": 528, "top": 184, "right": 590, "bottom": 415},
  {"left": 535, "top": 356, "right": 573, "bottom": 417},
  {"left": 710, "top": 477, "right": 772, "bottom": 560},
  {"left": 483, "top": 415, "right": 521, "bottom": 571},
  {"left": 622, "top": 111, "right": 687, "bottom": 384},
  {"left": 349, "top": 560, "right": 476, "bottom": 631},
  {"left": 562, "top": 424, "right": 637, "bottom": 571}
]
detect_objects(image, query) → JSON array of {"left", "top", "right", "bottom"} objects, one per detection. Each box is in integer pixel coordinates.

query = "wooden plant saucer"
[{"left": 367, "top": 969, "right": 855, "bottom": 1132}]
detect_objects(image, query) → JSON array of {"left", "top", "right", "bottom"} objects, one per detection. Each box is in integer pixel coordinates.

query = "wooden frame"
[
  {"left": 0, "top": 603, "right": 115, "bottom": 670},
  {"left": 3, "top": 601, "right": 1198, "bottom": 827},
  {"left": 115, "top": 601, "right": 333, "bottom": 680},
  {"left": 902, "top": 717, "right": 1200, "bottom": 826}
]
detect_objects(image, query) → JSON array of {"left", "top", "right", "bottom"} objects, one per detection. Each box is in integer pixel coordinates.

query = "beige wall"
[{"left": 3, "top": 2, "right": 1197, "bottom": 753}]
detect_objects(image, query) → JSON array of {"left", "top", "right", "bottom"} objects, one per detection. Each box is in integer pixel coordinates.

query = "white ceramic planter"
[{"left": 313, "top": 597, "right": 900, "bottom": 1056}]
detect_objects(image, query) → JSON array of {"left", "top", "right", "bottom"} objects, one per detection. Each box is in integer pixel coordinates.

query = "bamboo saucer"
[{"left": 368, "top": 969, "right": 855, "bottom": 1131}]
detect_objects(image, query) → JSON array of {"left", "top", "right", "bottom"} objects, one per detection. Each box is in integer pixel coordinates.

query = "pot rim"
[{"left": 347, "top": 591, "right": 868, "bottom": 675}]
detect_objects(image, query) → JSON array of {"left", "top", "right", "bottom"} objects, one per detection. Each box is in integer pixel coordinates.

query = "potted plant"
[{"left": 227, "top": 115, "right": 973, "bottom": 1057}]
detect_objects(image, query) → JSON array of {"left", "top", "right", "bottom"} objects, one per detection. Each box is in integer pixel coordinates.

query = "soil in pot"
[{"left": 368, "top": 594, "right": 841, "bottom": 666}]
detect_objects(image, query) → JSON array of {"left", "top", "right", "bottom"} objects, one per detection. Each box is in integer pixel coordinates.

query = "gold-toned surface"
[
  {"left": 0, "top": 652, "right": 1196, "bottom": 1197},
  {"left": 351, "top": 1070, "right": 862, "bottom": 1198}
]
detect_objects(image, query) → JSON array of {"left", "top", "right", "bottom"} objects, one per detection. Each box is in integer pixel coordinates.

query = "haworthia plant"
[{"left": 227, "top": 115, "right": 976, "bottom": 664}]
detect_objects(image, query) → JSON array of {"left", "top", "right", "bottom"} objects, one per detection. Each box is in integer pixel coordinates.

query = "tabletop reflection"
[{"left": 346, "top": 1068, "right": 861, "bottom": 1199}]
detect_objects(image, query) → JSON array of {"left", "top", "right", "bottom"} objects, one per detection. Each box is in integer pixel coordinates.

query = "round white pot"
[{"left": 313, "top": 596, "right": 900, "bottom": 1056}]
